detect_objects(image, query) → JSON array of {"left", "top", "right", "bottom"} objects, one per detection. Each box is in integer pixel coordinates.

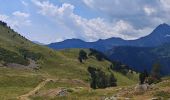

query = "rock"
[
  {"left": 135, "top": 84, "right": 149, "bottom": 92},
  {"left": 109, "top": 96, "right": 117, "bottom": 100},
  {"left": 58, "top": 89, "right": 68, "bottom": 96},
  {"left": 151, "top": 97, "right": 161, "bottom": 100},
  {"left": 104, "top": 96, "right": 117, "bottom": 100},
  {"left": 125, "top": 98, "right": 130, "bottom": 100}
]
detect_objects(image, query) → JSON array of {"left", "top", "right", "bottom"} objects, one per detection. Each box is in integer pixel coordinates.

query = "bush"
[
  {"left": 88, "top": 49, "right": 108, "bottom": 61},
  {"left": 154, "top": 91, "right": 170, "bottom": 99},
  {"left": 147, "top": 63, "right": 161, "bottom": 84},
  {"left": 139, "top": 69, "right": 149, "bottom": 84},
  {"left": 110, "top": 62, "right": 130, "bottom": 75},
  {"left": 0, "top": 21, "right": 7, "bottom": 27},
  {"left": 0, "top": 47, "right": 29, "bottom": 65},
  {"left": 19, "top": 48, "right": 43, "bottom": 61},
  {"left": 109, "top": 73, "right": 117, "bottom": 87},
  {"left": 78, "top": 50, "right": 87, "bottom": 63},
  {"left": 88, "top": 66, "right": 117, "bottom": 89}
]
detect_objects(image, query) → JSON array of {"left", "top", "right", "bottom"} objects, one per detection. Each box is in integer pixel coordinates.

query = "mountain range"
[
  {"left": 48, "top": 23, "right": 170, "bottom": 51},
  {"left": 47, "top": 23, "right": 170, "bottom": 75}
]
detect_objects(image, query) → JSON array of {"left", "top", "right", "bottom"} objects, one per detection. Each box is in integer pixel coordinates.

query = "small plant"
[{"left": 154, "top": 91, "right": 170, "bottom": 99}]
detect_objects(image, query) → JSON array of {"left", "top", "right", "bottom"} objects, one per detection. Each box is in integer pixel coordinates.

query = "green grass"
[
  {"left": 0, "top": 24, "right": 139, "bottom": 99},
  {"left": 31, "top": 87, "right": 119, "bottom": 100},
  {"left": 0, "top": 68, "right": 44, "bottom": 99},
  {"left": 154, "top": 91, "right": 170, "bottom": 99}
]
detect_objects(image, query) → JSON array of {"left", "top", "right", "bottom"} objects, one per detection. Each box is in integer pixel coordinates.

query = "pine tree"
[{"left": 109, "top": 73, "right": 117, "bottom": 86}]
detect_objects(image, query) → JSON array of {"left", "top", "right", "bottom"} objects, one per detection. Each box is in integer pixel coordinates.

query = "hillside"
[
  {"left": 0, "top": 21, "right": 139, "bottom": 99},
  {"left": 106, "top": 43, "right": 170, "bottom": 75}
]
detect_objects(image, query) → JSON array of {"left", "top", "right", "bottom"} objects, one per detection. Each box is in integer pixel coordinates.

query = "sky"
[{"left": 0, "top": 0, "right": 170, "bottom": 44}]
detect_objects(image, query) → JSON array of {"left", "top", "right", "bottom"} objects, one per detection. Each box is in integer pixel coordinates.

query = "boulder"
[{"left": 135, "top": 84, "right": 149, "bottom": 92}]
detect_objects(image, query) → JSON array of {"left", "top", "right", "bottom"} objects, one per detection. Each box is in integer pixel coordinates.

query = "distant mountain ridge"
[
  {"left": 47, "top": 23, "right": 170, "bottom": 51},
  {"left": 47, "top": 23, "right": 170, "bottom": 75}
]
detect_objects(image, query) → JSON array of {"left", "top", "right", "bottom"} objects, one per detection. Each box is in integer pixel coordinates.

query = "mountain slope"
[
  {"left": 0, "top": 21, "right": 138, "bottom": 99},
  {"left": 107, "top": 43, "right": 170, "bottom": 75},
  {"left": 129, "top": 23, "right": 170, "bottom": 47},
  {"left": 47, "top": 23, "right": 170, "bottom": 51}
]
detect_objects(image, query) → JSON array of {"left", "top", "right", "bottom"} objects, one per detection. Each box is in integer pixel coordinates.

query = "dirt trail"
[
  {"left": 17, "top": 78, "right": 88, "bottom": 100},
  {"left": 18, "top": 79, "right": 55, "bottom": 100}
]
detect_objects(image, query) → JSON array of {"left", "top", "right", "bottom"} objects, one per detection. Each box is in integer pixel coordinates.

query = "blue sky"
[{"left": 0, "top": 0, "right": 170, "bottom": 44}]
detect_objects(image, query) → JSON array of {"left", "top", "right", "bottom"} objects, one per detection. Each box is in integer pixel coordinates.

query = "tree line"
[
  {"left": 88, "top": 66, "right": 117, "bottom": 89},
  {"left": 78, "top": 49, "right": 117, "bottom": 89}
]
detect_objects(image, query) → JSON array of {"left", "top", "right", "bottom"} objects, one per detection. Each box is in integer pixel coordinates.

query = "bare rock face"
[{"left": 135, "top": 84, "right": 149, "bottom": 92}]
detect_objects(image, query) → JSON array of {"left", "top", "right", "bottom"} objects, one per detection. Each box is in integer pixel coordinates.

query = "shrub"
[
  {"left": 88, "top": 66, "right": 117, "bottom": 89},
  {"left": 139, "top": 69, "right": 149, "bottom": 84},
  {"left": 19, "top": 48, "right": 43, "bottom": 61},
  {"left": 88, "top": 49, "right": 108, "bottom": 61},
  {"left": 0, "top": 47, "right": 29, "bottom": 65},
  {"left": 147, "top": 63, "right": 161, "bottom": 84},
  {"left": 78, "top": 50, "right": 87, "bottom": 63},
  {"left": 110, "top": 62, "right": 130, "bottom": 75}
]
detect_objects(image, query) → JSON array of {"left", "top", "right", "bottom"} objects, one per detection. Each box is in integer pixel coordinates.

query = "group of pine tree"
[
  {"left": 78, "top": 49, "right": 117, "bottom": 89},
  {"left": 78, "top": 49, "right": 162, "bottom": 89}
]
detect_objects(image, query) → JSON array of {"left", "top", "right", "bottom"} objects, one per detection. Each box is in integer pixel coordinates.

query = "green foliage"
[
  {"left": 0, "top": 21, "right": 7, "bottom": 27},
  {"left": 139, "top": 69, "right": 149, "bottom": 84},
  {"left": 19, "top": 48, "right": 43, "bottom": 61},
  {"left": 78, "top": 50, "right": 88, "bottom": 63},
  {"left": 154, "top": 91, "right": 170, "bottom": 99},
  {"left": 0, "top": 47, "right": 29, "bottom": 65},
  {"left": 0, "top": 22, "right": 139, "bottom": 99},
  {"left": 88, "top": 49, "right": 107, "bottom": 61},
  {"left": 88, "top": 66, "right": 117, "bottom": 89},
  {"left": 109, "top": 73, "right": 117, "bottom": 87},
  {"left": 147, "top": 77, "right": 160, "bottom": 85},
  {"left": 110, "top": 62, "right": 130, "bottom": 75},
  {"left": 139, "top": 73, "right": 145, "bottom": 84},
  {"left": 147, "top": 63, "right": 161, "bottom": 84}
]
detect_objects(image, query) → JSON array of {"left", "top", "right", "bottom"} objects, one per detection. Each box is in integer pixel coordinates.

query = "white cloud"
[
  {"left": 32, "top": 0, "right": 152, "bottom": 41},
  {"left": 0, "top": 11, "right": 31, "bottom": 31},
  {"left": 82, "top": 0, "right": 170, "bottom": 33},
  {"left": 160, "top": 0, "right": 170, "bottom": 10},
  {"left": 13, "top": 11, "right": 30, "bottom": 18},
  {"left": 82, "top": 0, "right": 141, "bottom": 17},
  {"left": 83, "top": 0, "right": 94, "bottom": 8},
  {"left": 143, "top": 6, "right": 156, "bottom": 16},
  {"left": 21, "top": 0, "right": 28, "bottom": 6},
  {"left": 0, "top": 14, "right": 9, "bottom": 22}
]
